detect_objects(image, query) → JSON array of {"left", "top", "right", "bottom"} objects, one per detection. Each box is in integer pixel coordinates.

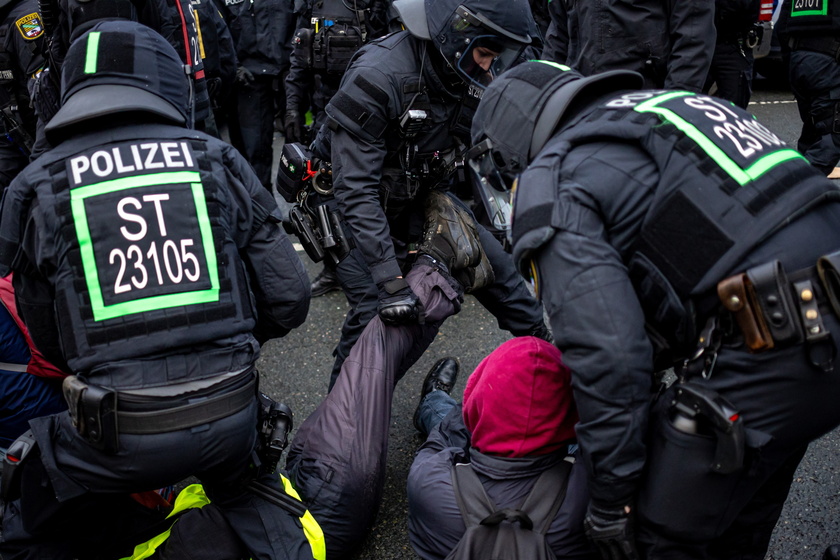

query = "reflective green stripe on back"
[
  {"left": 633, "top": 92, "right": 805, "bottom": 186},
  {"left": 70, "top": 170, "right": 220, "bottom": 321}
]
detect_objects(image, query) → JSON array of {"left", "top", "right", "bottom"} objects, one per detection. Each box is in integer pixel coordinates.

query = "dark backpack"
[{"left": 445, "top": 458, "right": 574, "bottom": 560}]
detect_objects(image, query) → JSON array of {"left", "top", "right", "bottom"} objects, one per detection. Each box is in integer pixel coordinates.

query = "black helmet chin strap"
[{"left": 184, "top": 63, "right": 195, "bottom": 129}]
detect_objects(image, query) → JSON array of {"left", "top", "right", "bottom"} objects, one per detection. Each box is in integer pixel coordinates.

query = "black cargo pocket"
[{"left": 636, "top": 414, "right": 743, "bottom": 542}]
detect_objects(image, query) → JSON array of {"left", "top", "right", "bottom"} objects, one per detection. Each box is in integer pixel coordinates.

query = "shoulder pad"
[{"left": 325, "top": 67, "right": 395, "bottom": 142}]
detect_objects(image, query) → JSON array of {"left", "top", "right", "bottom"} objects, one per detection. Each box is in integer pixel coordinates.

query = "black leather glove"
[
  {"left": 377, "top": 277, "right": 423, "bottom": 326},
  {"left": 235, "top": 66, "right": 255, "bottom": 86},
  {"left": 584, "top": 503, "right": 639, "bottom": 560},
  {"left": 284, "top": 110, "right": 305, "bottom": 143}
]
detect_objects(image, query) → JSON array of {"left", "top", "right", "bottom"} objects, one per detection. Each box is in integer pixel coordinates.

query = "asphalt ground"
[{"left": 259, "top": 79, "right": 840, "bottom": 560}]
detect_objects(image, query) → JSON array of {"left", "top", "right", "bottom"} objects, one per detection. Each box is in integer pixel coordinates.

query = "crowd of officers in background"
[{"left": 0, "top": 0, "right": 811, "bottom": 198}]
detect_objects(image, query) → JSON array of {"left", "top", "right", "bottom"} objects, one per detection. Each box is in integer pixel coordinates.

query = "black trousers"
[
  {"left": 636, "top": 312, "right": 840, "bottom": 559},
  {"left": 789, "top": 49, "right": 840, "bottom": 174},
  {"left": 0, "top": 398, "right": 312, "bottom": 560},
  {"left": 229, "top": 74, "right": 277, "bottom": 190},
  {"left": 704, "top": 41, "right": 754, "bottom": 110}
]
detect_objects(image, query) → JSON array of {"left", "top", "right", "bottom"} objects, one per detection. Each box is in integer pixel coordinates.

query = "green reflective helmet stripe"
[
  {"left": 634, "top": 91, "right": 806, "bottom": 186},
  {"left": 70, "top": 171, "right": 220, "bottom": 321},
  {"left": 791, "top": 0, "right": 828, "bottom": 16},
  {"left": 533, "top": 59, "right": 571, "bottom": 71},
  {"left": 85, "top": 31, "right": 101, "bottom": 74}
]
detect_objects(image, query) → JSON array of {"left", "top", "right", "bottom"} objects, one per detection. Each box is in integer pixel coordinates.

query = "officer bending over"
[
  {"left": 0, "top": 21, "right": 313, "bottom": 559},
  {"left": 470, "top": 60, "right": 840, "bottom": 558},
  {"left": 316, "top": 0, "right": 550, "bottom": 388}
]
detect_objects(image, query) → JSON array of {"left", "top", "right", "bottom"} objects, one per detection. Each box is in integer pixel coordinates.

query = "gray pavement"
[{"left": 262, "top": 80, "right": 840, "bottom": 559}]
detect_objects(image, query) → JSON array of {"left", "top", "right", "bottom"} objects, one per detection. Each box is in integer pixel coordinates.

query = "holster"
[
  {"left": 818, "top": 250, "right": 840, "bottom": 318},
  {"left": 284, "top": 205, "right": 326, "bottom": 263},
  {"left": 717, "top": 273, "right": 773, "bottom": 352},
  {"left": 745, "top": 261, "right": 803, "bottom": 347},
  {"left": 62, "top": 376, "right": 119, "bottom": 454},
  {"left": 718, "top": 260, "right": 804, "bottom": 352}
]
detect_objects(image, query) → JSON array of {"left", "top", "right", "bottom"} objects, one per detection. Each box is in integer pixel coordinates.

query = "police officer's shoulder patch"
[{"left": 15, "top": 13, "right": 44, "bottom": 40}]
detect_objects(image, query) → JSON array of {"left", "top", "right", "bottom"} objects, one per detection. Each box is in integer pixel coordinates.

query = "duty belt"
[
  {"left": 712, "top": 256, "right": 840, "bottom": 372},
  {"left": 118, "top": 373, "right": 257, "bottom": 435},
  {"left": 788, "top": 35, "right": 840, "bottom": 61},
  {"left": 682, "top": 254, "right": 840, "bottom": 379},
  {"left": 64, "top": 370, "right": 257, "bottom": 452}
]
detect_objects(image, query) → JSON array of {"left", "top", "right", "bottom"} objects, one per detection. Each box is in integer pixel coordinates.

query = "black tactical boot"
[
  {"left": 418, "top": 191, "right": 481, "bottom": 272},
  {"left": 310, "top": 265, "right": 341, "bottom": 297},
  {"left": 824, "top": 545, "right": 840, "bottom": 560},
  {"left": 413, "top": 357, "right": 459, "bottom": 434},
  {"left": 455, "top": 247, "right": 494, "bottom": 294}
]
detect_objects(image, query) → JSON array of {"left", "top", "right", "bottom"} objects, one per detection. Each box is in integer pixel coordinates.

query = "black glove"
[
  {"left": 377, "top": 277, "right": 423, "bottom": 326},
  {"left": 236, "top": 66, "right": 255, "bottom": 86},
  {"left": 284, "top": 110, "right": 305, "bottom": 143},
  {"left": 584, "top": 503, "right": 639, "bottom": 560}
]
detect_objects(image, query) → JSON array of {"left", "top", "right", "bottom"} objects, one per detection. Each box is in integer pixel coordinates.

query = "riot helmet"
[
  {"left": 45, "top": 20, "right": 189, "bottom": 143},
  {"left": 393, "top": 0, "right": 533, "bottom": 89},
  {"left": 467, "top": 60, "right": 643, "bottom": 232}
]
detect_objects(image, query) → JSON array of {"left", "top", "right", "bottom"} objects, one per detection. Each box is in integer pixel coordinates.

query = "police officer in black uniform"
[
  {"left": 220, "top": 0, "right": 297, "bottom": 190},
  {"left": 0, "top": 20, "right": 314, "bottom": 559},
  {"left": 0, "top": 0, "right": 43, "bottom": 188},
  {"left": 190, "top": 0, "right": 238, "bottom": 133},
  {"left": 285, "top": 0, "right": 395, "bottom": 298},
  {"left": 541, "top": 0, "right": 715, "bottom": 92},
  {"left": 284, "top": 0, "right": 394, "bottom": 144},
  {"left": 470, "top": 60, "right": 840, "bottom": 558},
  {"left": 317, "top": 0, "right": 550, "bottom": 388},
  {"left": 778, "top": 0, "right": 840, "bottom": 176},
  {"left": 29, "top": 0, "right": 212, "bottom": 156},
  {"left": 704, "top": 0, "right": 760, "bottom": 109}
]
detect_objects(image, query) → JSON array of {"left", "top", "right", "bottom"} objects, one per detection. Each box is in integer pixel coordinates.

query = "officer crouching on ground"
[
  {"left": 0, "top": 20, "right": 314, "bottom": 559},
  {"left": 314, "top": 0, "right": 551, "bottom": 389},
  {"left": 469, "top": 60, "right": 840, "bottom": 558}
]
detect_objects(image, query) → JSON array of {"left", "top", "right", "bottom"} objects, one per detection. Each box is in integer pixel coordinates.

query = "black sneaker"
[
  {"left": 824, "top": 545, "right": 840, "bottom": 560},
  {"left": 413, "top": 357, "right": 459, "bottom": 434},
  {"left": 310, "top": 266, "right": 341, "bottom": 297}
]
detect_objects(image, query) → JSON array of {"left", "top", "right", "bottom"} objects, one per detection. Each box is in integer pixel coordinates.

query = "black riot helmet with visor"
[
  {"left": 393, "top": 0, "right": 534, "bottom": 89},
  {"left": 468, "top": 60, "right": 644, "bottom": 237}
]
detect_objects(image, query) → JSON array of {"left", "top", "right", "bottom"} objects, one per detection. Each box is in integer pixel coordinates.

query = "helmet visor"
[
  {"left": 467, "top": 138, "right": 514, "bottom": 232},
  {"left": 448, "top": 5, "right": 529, "bottom": 88},
  {"left": 456, "top": 35, "right": 524, "bottom": 88}
]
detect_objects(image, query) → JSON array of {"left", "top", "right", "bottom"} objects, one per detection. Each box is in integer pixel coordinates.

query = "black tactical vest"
[
  {"left": 784, "top": 0, "right": 840, "bottom": 35},
  {"left": 513, "top": 90, "right": 839, "bottom": 351},
  {"left": 39, "top": 135, "right": 256, "bottom": 378}
]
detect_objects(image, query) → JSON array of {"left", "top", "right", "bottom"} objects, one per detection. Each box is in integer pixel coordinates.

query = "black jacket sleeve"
[
  {"left": 222, "top": 144, "right": 311, "bottom": 342},
  {"left": 519, "top": 140, "right": 660, "bottom": 508},
  {"left": 326, "top": 61, "right": 403, "bottom": 284},
  {"left": 542, "top": 0, "right": 571, "bottom": 63}
]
